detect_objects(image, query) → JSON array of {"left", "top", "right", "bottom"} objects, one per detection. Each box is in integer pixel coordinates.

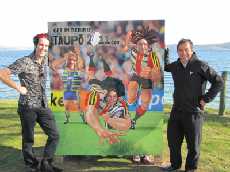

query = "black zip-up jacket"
[{"left": 165, "top": 52, "right": 224, "bottom": 112}]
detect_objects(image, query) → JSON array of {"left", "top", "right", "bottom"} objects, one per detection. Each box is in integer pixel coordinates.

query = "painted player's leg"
[
  {"left": 64, "top": 100, "right": 78, "bottom": 124},
  {"left": 102, "top": 58, "right": 112, "bottom": 77},
  {"left": 64, "top": 111, "right": 70, "bottom": 124},
  {"left": 127, "top": 81, "right": 139, "bottom": 129},
  {"left": 63, "top": 91, "right": 79, "bottom": 124},
  {"left": 131, "top": 89, "right": 152, "bottom": 129},
  {"left": 64, "top": 101, "right": 72, "bottom": 124},
  {"left": 79, "top": 89, "right": 90, "bottom": 124},
  {"left": 87, "top": 55, "right": 96, "bottom": 81},
  {"left": 127, "top": 81, "right": 138, "bottom": 104},
  {"left": 103, "top": 115, "right": 131, "bottom": 131},
  {"left": 63, "top": 100, "right": 70, "bottom": 124}
]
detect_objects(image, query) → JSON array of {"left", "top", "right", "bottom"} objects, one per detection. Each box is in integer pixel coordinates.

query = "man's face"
[
  {"left": 136, "top": 39, "right": 149, "bottom": 54},
  {"left": 107, "top": 90, "right": 118, "bottom": 106},
  {"left": 177, "top": 42, "right": 193, "bottom": 64},
  {"left": 35, "top": 38, "right": 49, "bottom": 58}
]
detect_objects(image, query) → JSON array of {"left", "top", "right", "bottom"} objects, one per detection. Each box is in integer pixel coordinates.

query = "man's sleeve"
[
  {"left": 8, "top": 58, "right": 25, "bottom": 75},
  {"left": 201, "top": 63, "right": 224, "bottom": 103}
]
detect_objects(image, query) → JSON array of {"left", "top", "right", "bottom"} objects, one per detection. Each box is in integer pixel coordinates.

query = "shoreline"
[{"left": 1, "top": 99, "right": 229, "bottom": 115}]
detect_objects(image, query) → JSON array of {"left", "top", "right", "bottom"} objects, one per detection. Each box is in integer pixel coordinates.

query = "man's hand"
[
  {"left": 16, "top": 85, "right": 27, "bottom": 95},
  {"left": 164, "top": 48, "right": 171, "bottom": 68},
  {"left": 200, "top": 99, "right": 206, "bottom": 110},
  {"left": 164, "top": 48, "right": 169, "bottom": 59}
]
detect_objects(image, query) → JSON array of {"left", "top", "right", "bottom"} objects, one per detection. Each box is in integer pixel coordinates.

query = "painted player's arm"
[
  {"left": 151, "top": 67, "right": 161, "bottom": 84},
  {"left": 85, "top": 105, "right": 123, "bottom": 144},
  {"left": 85, "top": 105, "right": 104, "bottom": 135},
  {"left": 139, "top": 66, "right": 161, "bottom": 83},
  {"left": 150, "top": 52, "right": 161, "bottom": 83},
  {"left": 78, "top": 55, "right": 85, "bottom": 71},
  {"left": 121, "top": 31, "right": 136, "bottom": 52},
  {"left": 0, "top": 68, "right": 27, "bottom": 95},
  {"left": 101, "top": 113, "right": 131, "bottom": 131},
  {"left": 73, "top": 46, "right": 85, "bottom": 71}
]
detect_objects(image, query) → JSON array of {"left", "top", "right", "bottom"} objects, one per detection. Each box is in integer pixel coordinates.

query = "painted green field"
[{"left": 54, "top": 111, "right": 163, "bottom": 155}]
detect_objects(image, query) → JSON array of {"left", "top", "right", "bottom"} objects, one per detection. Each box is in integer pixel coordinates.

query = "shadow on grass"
[
  {"left": 203, "top": 113, "right": 230, "bottom": 126},
  {"left": 0, "top": 145, "right": 51, "bottom": 172},
  {"left": 0, "top": 123, "right": 21, "bottom": 129},
  {"left": 0, "top": 145, "right": 24, "bottom": 172},
  {"left": 162, "top": 114, "right": 169, "bottom": 124},
  {"left": 0, "top": 146, "right": 164, "bottom": 172},
  {"left": 61, "top": 156, "right": 183, "bottom": 172},
  {"left": 0, "top": 146, "right": 43, "bottom": 172},
  {"left": 0, "top": 131, "right": 44, "bottom": 137},
  {"left": 163, "top": 112, "right": 230, "bottom": 126},
  {"left": 0, "top": 109, "right": 18, "bottom": 120},
  {"left": 0, "top": 107, "right": 17, "bottom": 110},
  {"left": 0, "top": 115, "right": 18, "bottom": 120}
]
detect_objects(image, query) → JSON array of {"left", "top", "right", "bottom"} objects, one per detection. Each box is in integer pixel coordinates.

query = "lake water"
[{"left": 0, "top": 47, "right": 230, "bottom": 109}]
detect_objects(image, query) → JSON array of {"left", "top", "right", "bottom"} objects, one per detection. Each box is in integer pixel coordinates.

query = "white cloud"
[{"left": 0, "top": 0, "right": 229, "bottom": 47}]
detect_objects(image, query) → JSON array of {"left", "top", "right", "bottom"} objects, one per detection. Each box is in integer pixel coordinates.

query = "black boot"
[
  {"left": 47, "top": 159, "right": 63, "bottom": 172},
  {"left": 25, "top": 158, "right": 40, "bottom": 172},
  {"left": 25, "top": 162, "right": 40, "bottom": 172},
  {"left": 40, "top": 159, "right": 54, "bottom": 172},
  {"left": 161, "top": 165, "right": 181, "bottom": 171}
]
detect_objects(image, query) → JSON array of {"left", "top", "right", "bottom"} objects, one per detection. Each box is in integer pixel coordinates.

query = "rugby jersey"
[
  {"left": 130, "top": 49, "right": 160, "bottom": 75},
  {"left": 62, "top": 70, "right": 82, "bottom": 91}
]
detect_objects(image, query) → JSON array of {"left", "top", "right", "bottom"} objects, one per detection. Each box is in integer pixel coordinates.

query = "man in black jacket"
[{"left": 163, "top": 39, "right": 224, "bottom": 172}]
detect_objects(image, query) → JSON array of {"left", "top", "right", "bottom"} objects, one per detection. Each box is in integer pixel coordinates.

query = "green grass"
[{"left": 0, "top": 100, "right": 230, "bottom": 172}]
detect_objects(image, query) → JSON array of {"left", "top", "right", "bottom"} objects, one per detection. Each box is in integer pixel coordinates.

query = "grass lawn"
[{"left": 0, "top": 100, "right": 230, "bottom": 172}]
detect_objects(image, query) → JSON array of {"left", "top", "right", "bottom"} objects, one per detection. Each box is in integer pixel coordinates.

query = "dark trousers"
[
  {"left": 18, "top": 106, "right": 59, "bottom": 166},
  {"left": 167, "top": 107, "right": 203, "bottom": 170}
]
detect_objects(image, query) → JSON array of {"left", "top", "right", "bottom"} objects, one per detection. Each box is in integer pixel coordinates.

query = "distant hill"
[
  {"left": 1, "top": 42, "right": 230, "bottom": 51},
  {"left": 168, "top": 42, "right": 230, "bottom": 51},
  {"left": 0, "top": 46, "right": 32, "bottom": 51},
  {"left": 218, "top": 42, "right": 230, "bottom": 49},
  {"left": 196, "top": 42, "right": 230, "bottom": 51}
]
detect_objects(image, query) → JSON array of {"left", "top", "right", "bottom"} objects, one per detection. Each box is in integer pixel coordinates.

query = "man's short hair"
[
  {"left": 33, "top": 33, "right": 48, "bottom": 47},
  {"left": 177, "top": 38, "right": 193, "bottom": 50}
]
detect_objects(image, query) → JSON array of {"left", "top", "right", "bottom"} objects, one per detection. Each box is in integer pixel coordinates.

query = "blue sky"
[{"left": 0, "top": 0, "right": 229, "bottom": 48}]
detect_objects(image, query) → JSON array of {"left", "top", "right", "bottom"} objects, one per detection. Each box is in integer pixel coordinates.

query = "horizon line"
[{"left": 0, "top": 41, "right": 230, "bottom": 50}]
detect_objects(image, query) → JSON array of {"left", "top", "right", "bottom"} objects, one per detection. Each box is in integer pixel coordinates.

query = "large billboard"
[{"left": 48, "top": 20, "right": 165, "bottom": 155}]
